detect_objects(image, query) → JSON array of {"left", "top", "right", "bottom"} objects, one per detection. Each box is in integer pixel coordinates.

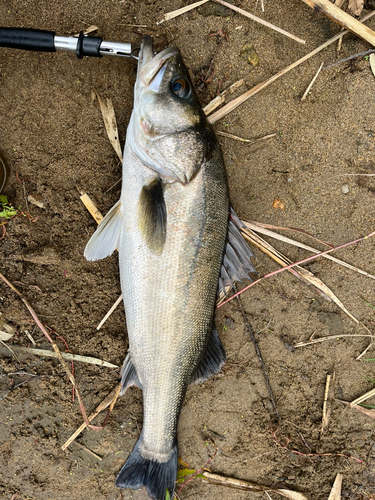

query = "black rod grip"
[{"left": 0, "top": 28, "right": 55, "bottom": 52}]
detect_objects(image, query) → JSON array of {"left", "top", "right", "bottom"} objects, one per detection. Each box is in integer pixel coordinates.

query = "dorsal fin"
[
  {"left": 138, "top": 177, "right": 167, "bottom": 255},
  {"left": 218, "top": 208, "right": 256, "bottom": 298}
]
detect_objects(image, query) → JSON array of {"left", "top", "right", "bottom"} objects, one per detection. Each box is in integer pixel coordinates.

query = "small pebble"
[
  {"left": 240, "top": 42, "right": 259, "bottom": 67},
  {"left": 341, "top": 183, "right": 350, "bottom": 194}
]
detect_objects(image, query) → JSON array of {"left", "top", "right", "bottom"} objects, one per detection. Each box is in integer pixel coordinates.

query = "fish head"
[{"left": 129, "top": 36, "right": 211, "bottom": 185}]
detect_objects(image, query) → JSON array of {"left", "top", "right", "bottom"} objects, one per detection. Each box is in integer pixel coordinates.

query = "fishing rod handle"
[{"left": 0, "top": 27, "right": 56, "bottom": 52}]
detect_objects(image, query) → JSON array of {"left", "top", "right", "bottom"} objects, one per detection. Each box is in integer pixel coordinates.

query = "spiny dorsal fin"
[
  {"left": 138, "top": 177, "right": 167, "bottom": 255},
  {"left": 217, "top": 208, "right": 256, "bottom": 298},
  {"left": 190, "top": 327, "right": 226, "bottom": 384}
]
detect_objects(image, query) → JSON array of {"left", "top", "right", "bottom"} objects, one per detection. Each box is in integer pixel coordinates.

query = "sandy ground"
[{"left": 1, "top": 1, "right": 375, "bottom": 499}]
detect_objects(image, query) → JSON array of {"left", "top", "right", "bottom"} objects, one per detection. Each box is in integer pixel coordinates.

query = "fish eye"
[{"left": 171, "top": 78, "right": 190, "bottom": 98}]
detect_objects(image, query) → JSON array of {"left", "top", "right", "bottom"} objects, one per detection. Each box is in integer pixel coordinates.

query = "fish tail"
[{"left": 115, "top": 437, "right": 178, "bottom": 500}]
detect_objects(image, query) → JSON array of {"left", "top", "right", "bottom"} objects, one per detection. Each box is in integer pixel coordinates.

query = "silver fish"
[{"left": 84, "top": 36, "right": 255, "bottom": 500}]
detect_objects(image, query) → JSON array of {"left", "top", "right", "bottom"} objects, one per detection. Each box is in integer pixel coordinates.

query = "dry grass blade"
[
  {"left": 0, "top": 272, "right": 99, "bottom": 431},
  {"left": 202, "top": 472, "right": 309, "bottom": 499},
  {"left": 321, "top": 370, "right": 335, "bottom": 437},
  {"left": 301, "top": 62, "right": 324, "bottom": 101},
  {"left": 97, "top": 293, "right": 123, "bottom": 330},
  {"left": 157, "top": 0, "right": 209, "bottom": 24},
  {"left": 0, "top": 312, "right": 15, "bottom": 341},
  {"left": 339, "top": 399, "right": 375, "bottom": 418},
  {"left": 8, "top": 345, "right": 118, "bottom": 368},
  {"left": 350, "top": 387, "right": 375, "bottom": 407},
  {"left": 95, "top": 91, "right": 123, "bottom": 162},
  {"left": 294, "top": 334, "right": 373, "bottom": 348},
  {"left": 203, "top": 79, "right": 244, "bottom": 115},
  {"left": 216, "top": 132, "right": 276, "bottom": 144},
  {"left": 62, "top": 382, "right": 122, "bottom": 450},
  {"left": 208, "top": 10, "right": 375, "bottom": 123},
  {"left": 243, "top": 220, "right": 375, "bottom": 280},
  {"left": 157, "top": 0, "right": 305, "bottom": 44},
  {"left": 73, "top": 441, "right": 102, "bottom": 460},
  {"left": 328, "top": 473, "right": 343, "bottom": 500},
  {"left": 241, "top": 227, "right": 359, "bottom": 323},
  {"left": 213, "top": 0, "right": 305, "bottom": 44}
]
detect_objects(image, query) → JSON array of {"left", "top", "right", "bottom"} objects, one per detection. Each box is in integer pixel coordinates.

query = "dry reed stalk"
[
  {"left": 301, "top": 62, "right": 324, "bottom": 100},
  {"left": 61, "top": 383, "right": 122, "bottom": 450},
  {"left": 301, "top": 0, "right": 375, "bottom": 46},
  {"left": 208, "top": 10, "right": 375, "bottom": 123},
  {"left": 0, "top": 272, "right": 100, "bottom": 431}
]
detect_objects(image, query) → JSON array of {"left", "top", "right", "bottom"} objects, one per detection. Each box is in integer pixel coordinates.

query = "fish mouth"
[{"left": 138, "top": 36, "right": 179, "bottom": 86}]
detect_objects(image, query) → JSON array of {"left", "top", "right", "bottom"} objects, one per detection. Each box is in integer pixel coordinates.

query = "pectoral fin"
[
  {"left": 138, "top": 177, "right": 167, "bottom": 255},
  {"left": 84, "top": 200, "right": 123, "bottom": 261},
  {"left": 218, "top": 208, "right": 257, "bottom": 298}
]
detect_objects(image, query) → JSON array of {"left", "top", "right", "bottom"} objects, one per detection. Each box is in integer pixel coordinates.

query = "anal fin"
[
  {"left": 218, "top": 207, "right": 257, "bottom": 298},
  {"left": 120, "top": 353, "right": 143, "bottom": 395},
  {"left": 190, "top": 327, "right": 226, "bottom": 384}
]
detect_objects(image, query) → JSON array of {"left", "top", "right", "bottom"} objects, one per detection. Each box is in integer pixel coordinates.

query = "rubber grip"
[{"left": 0, "top": 28, "right": 55, "bottom": 52}]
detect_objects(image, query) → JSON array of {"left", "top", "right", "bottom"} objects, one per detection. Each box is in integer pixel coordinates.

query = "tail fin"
[{"left": 115, "top": 437, "right": 178, "bottom": 500}]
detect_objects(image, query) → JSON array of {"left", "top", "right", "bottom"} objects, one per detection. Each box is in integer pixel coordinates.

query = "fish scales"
[{"left": 120, "top": 139, "right": 228, "bottom": 457}]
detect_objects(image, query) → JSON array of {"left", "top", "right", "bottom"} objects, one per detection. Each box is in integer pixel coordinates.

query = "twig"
[
  {"left": 356, "top": 342, "right": 374, "bottom": 360},
  {"left": 177, "top": 447, "right": 217, "bottom": 495},
  {"left": 74, "top": 441, "right": 102, "bottom": 461},
  {"left": 300, "top": 0, "right": 375, "bottom": 47},
  {"left": 240, "top": 227, "right": 359, "bottom": 323},
  {"left": 202, "top": 471, "right": 310, "bottom": 499},
  {"left": 235, "top": 290, "right": 281, "bottom": 422},
  {"left": 61, "top": 383, "right": 122, "bottom": 450},
  {"left": 97, "top": 294, "right": 123, "bottom": 330},
  {"left": 325, "top": 49, "right": 375, "bottom": 69},
  {"left": 157, "top": 0, "right": 209, "bottom": 24},
  {"left": 0, "top": 272, "right": 100, "bottom": 431},
  {"left": 217, "top": 227, "right": 375, "bottom": 309},
  {"left": 321, "top": 370, "right": 335, "bottom": 437},
  {"left": 203, "top": 79, "right": 244, "bottom": 115},
  {"left": 7, "top": 345, "right": 118, "bottom": 368},
  {"left": 294, "top": 334, "right": 373, "bottom": 348},
  {"left": 216, "top": 131, "right": 276, "bottom": 144},
  {"left": 208, "top": 10, "right": 375, "bottom": 123},
  {"left": 213, "top": 0, "right": 305, "bottom": 44},
  {"left": 243, "top": 220, "right": 375, "bottom": 280},
  {"left": 301, "top": 62, "right": 324, "bottom": 100},
  {"left": 271, "top": 425, "right": 363, "bottom": 463},
  {"left": 157, "top": 0, "right": 306, "bottom": 45},
  {"left": 350, "top": 386, "right": 375, "bottom": 407},
  {"left": 0, "top": 339, "right": 21, "bottom": 363}
]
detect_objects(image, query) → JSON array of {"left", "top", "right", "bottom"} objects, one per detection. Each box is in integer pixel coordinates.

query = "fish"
[{"left": 84, "top": 36, "right": 256, "bottom": 500}]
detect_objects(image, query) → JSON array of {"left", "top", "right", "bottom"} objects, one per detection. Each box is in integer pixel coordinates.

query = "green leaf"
[
  {"left": 177, "top": 468, "right": 195, "bottom": 478},
  {"left": 0, "top": 195, "right": 8, "bottom": 203},
  {"left": 165, "top": 488, "right": 170, "bottom": 500},
  {"left": 195, "top": 474, "right": 207, "bottom": 480},
  {"left": 364, "top": 300, "right": 375, "bottom": 311}
]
